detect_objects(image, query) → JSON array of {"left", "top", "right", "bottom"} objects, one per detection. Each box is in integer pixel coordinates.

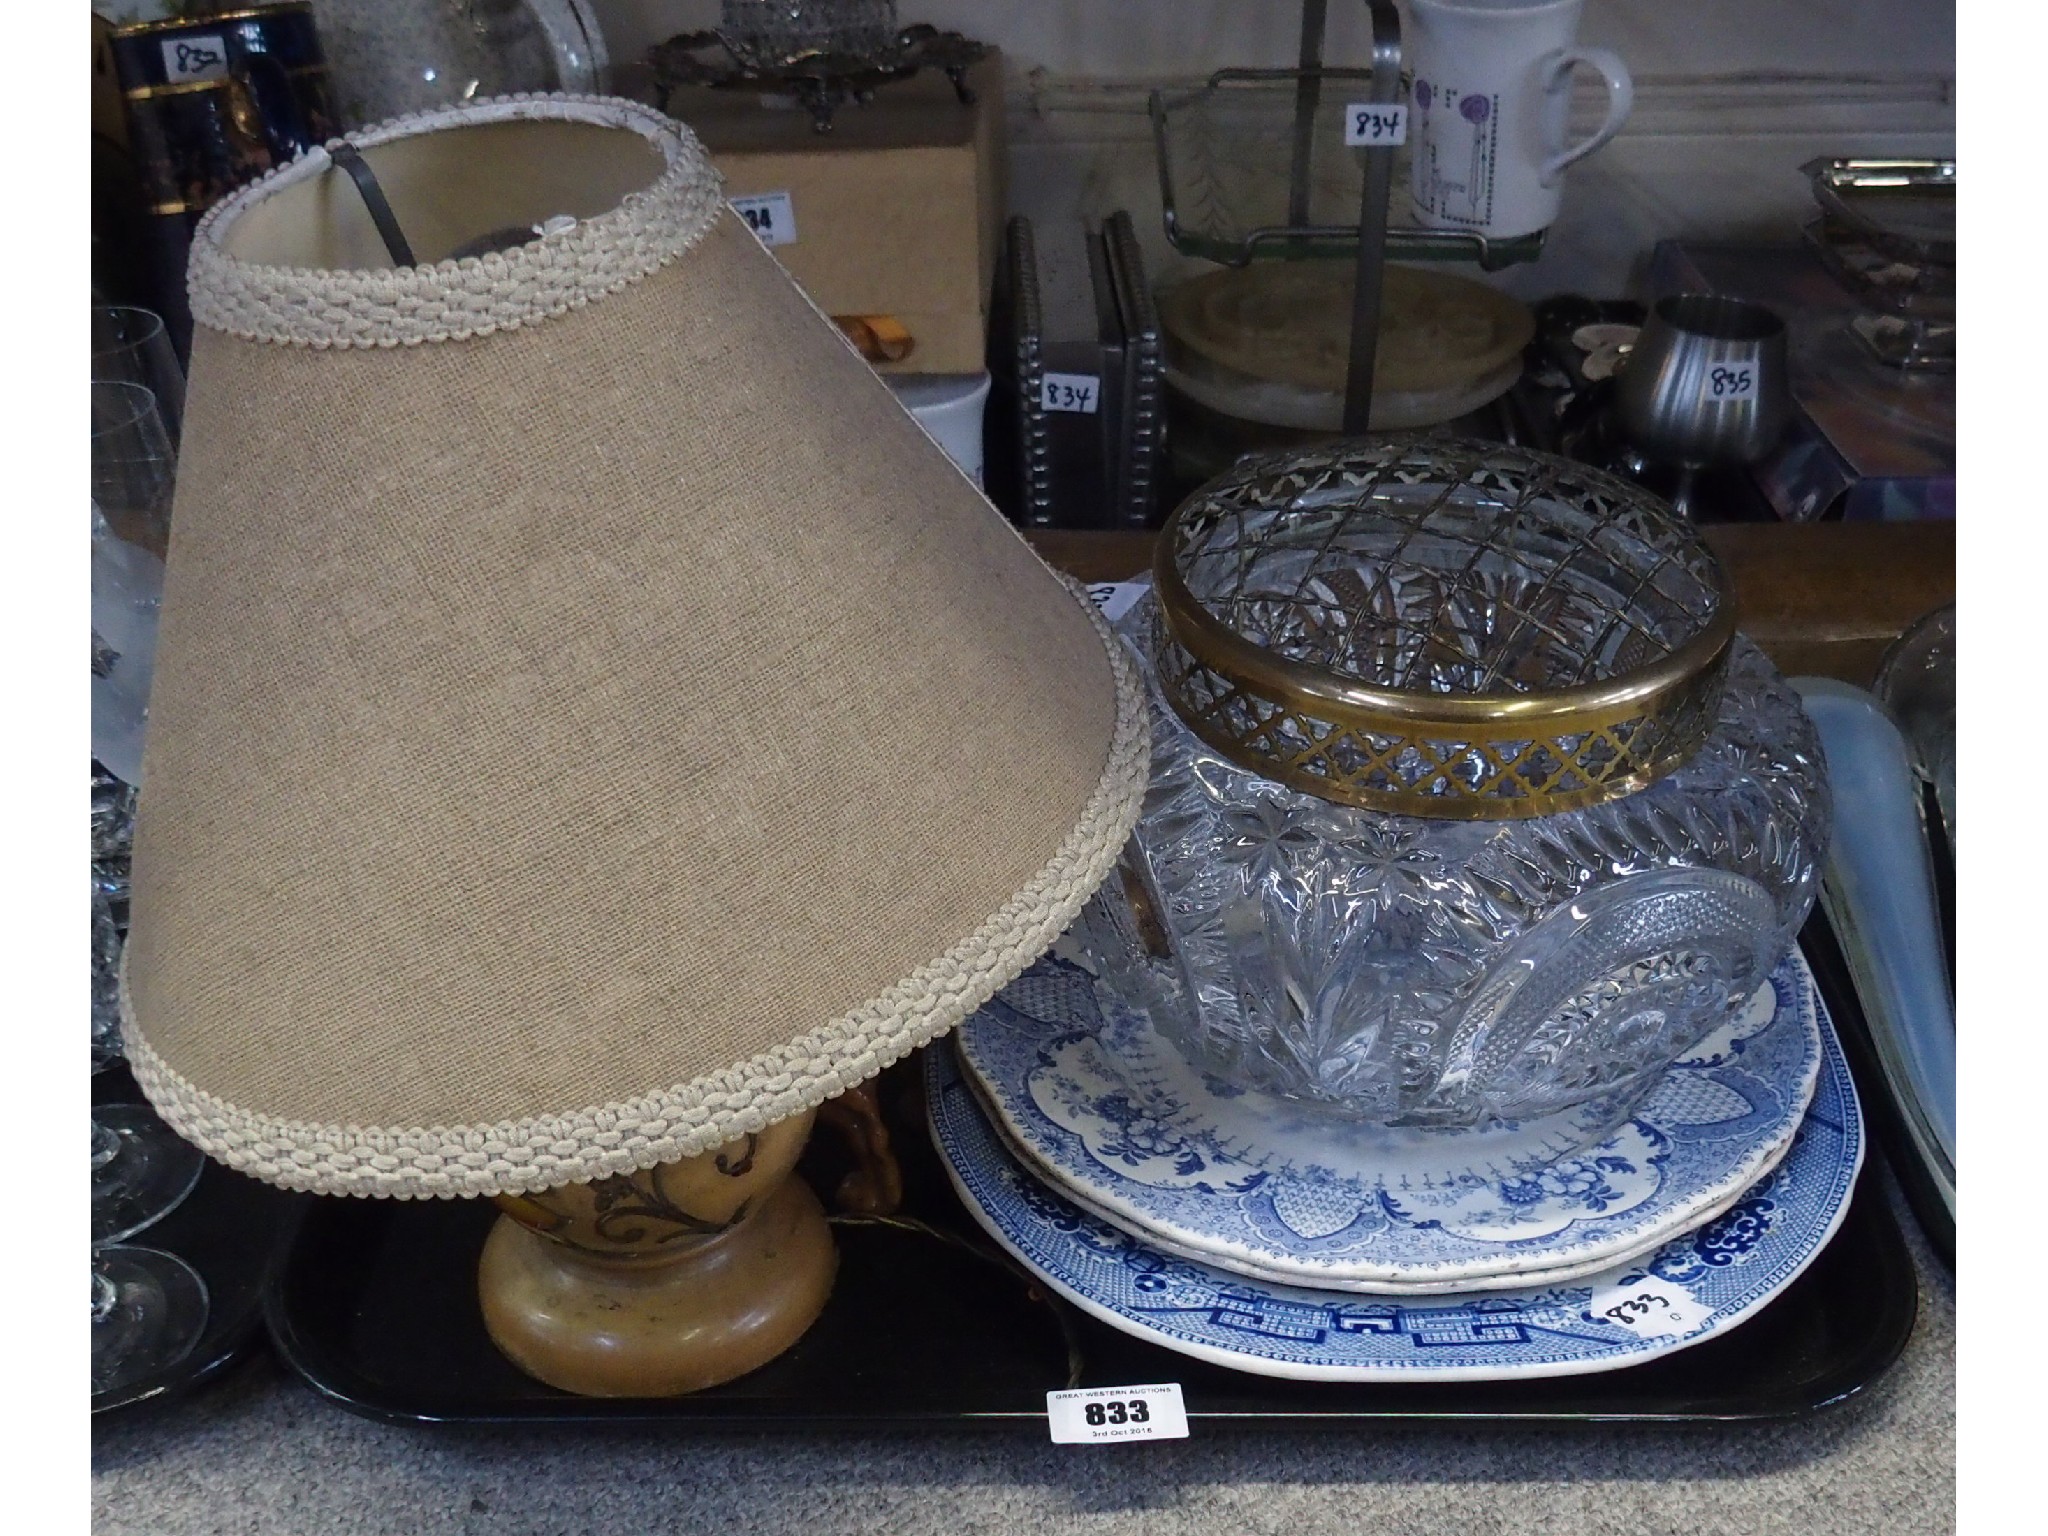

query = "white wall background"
[{"left": 591, "top": 2, "right": 1955, "bottom": 328}]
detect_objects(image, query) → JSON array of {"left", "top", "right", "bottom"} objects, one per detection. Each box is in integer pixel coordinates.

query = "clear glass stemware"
[
  {"left": 92, "top": 879, "right": 125, "bottom": 1073},
  {"left": 91, "top": 1246, "right": 208, "bottom": 1398},
  {"left": 92, "top": 1104, "right": 205, "bottom": 1247},
  {"left": 91, "top": 1097, "right": 209, "bottom": 1396},
  {"left": 90, "top": 382, "right": 176, "bottom": 561},
  {"left": 91, "top": 306, "right": 185, "bottom": 447},
  {"left": 92, "top": 501, "right": 167, "bottom": 789}
]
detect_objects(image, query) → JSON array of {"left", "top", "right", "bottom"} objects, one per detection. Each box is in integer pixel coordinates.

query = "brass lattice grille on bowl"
[{"left": 1151, "top": 439, "right": 1737, "bottom": 819}]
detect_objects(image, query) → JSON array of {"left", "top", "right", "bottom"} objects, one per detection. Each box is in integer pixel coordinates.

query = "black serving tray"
[
  {"left": 266, "top": 1010, "right": 1919, "bottom": 1429},
  {"left": 92, "top": 1065, "right": 312, "bottom": 1418}
]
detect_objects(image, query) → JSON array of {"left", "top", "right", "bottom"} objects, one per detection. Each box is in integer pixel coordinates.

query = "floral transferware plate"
[
  {"left": 927, "top": 1022, "right": 1864, "bottom": 1381},
  {"left": 952, "top": 947, "right": 1823, "bottom": 1292},
  {"left": 962, "top": 1080, "right": 1797, "bottom": 1301}
]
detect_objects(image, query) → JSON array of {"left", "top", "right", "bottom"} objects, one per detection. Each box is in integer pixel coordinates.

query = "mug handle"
[{"left": 1538, "top": 47, "right": 1633, "bottom": 187}]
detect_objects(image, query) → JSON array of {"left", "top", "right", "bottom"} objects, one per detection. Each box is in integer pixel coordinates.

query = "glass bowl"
[{"left": 1077, "top": 442, "right": 1830, "bottom": 1130}]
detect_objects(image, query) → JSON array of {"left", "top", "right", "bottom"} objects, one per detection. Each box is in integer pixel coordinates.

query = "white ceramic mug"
[
  {"left": 1406, "top": 0, "right": 1633, "bottom": 240},
  {"left": 886, "top": 373, "right": 992, "bottom": 488}
]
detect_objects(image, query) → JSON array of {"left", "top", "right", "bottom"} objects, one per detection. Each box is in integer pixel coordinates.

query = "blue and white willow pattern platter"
[
  {"left": 927, "top": 1019, "right": 1864, "bottom": 1382},
  {"left": 953, "top": 947, "right": 1824, "bottom": 1292}
]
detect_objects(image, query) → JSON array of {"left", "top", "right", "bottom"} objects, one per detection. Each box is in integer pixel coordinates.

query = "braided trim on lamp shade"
[
  {"left": 186, "top": 94, "right": 726, "bottom": 348},
  {"left": 120, "top": 601, "right": 1148, "bottom": 1201}
]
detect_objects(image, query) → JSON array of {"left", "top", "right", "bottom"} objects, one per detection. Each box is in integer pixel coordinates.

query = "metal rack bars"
[{"left": 1342, "top": 0, "right": 1403, "bottom": 434}]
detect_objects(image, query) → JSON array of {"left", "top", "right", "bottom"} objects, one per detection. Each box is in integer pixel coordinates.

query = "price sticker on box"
[
  {"left": 1046, "top": 1383, "right": 1189, "bottom": 1444},
  {"left": 731, "top": 192, "right": 798, "bottom": 247},
  {"left": 162, "top": 36, "right": 229, "bottom": 83},
  {"left": 1344, "top": 103, "right": 1408, "bottom": 147},
  {"left": 1587, "top": 1279, "right": 1714, "bottom": 1339},
  {"left": 1703, "top": 364, "right": 1759, "bottom": 402}
]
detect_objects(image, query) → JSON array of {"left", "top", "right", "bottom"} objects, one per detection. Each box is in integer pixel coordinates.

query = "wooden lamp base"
[{"left": 477, "top": 1109, "right": 837, "bottom": 1397}]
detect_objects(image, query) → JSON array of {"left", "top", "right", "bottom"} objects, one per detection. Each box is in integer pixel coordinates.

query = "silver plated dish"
[
  {"left": 1803, "top": 158, "right": 1956, "bottom": 268},
  {"left": 1794, "top": 680, "right": 1954, "bottom": 1223}
]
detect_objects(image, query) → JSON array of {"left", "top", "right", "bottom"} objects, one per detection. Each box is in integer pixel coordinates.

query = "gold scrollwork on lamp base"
[{"left": 476, "top": 1109, "right": 836, "bottom": 1397}]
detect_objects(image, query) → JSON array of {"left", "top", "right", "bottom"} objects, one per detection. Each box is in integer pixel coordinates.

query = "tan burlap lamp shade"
[{"left": 121, "top": 95, "right": 1147, "bottom": 1204}]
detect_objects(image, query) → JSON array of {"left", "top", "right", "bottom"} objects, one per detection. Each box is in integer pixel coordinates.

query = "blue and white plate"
[
  {"left": 927, "top": 1015, "right": 1864, "bottom": 1382},
  {"left": 954, "top": 949, "right": 1824, "bottom": 1292}
]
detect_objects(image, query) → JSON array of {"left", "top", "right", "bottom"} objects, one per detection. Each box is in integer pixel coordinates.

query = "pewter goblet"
[{"left": 1615, "top": 294, "right": 1790, "bottom": 480}]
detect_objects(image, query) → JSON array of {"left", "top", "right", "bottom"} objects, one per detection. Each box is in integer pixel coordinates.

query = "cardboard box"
[{"left": 663, "top": 54, "right": 1005, "bottom": 374}]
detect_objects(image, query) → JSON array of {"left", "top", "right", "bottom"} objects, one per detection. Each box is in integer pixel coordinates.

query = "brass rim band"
[
  {"left": 1153, "top": 672, "right": 1726, "bottom": 819},
  {"left": 1147, "top": 498, "right": 1737, "bottom": 819},
  {"left": 113, "top": 4, "right": 314, "bottom": 41},
  {"left": 1151, "top": 531, "right": 1738, "bottom": 739}
]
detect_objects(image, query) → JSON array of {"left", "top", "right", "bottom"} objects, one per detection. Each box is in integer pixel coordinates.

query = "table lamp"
[{"left": 118, "top": 95, "right": 1146, "bottom": 1397}]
